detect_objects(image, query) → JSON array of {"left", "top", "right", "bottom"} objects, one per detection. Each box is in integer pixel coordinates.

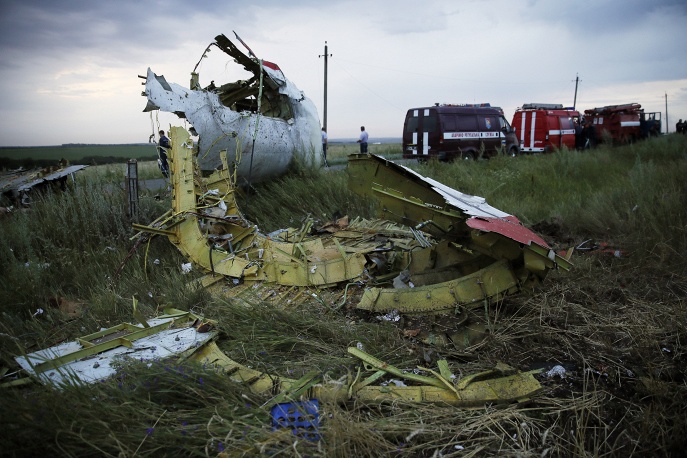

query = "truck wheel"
[{"left": 462, "top": 151, "right": 475, "bottom": 160}]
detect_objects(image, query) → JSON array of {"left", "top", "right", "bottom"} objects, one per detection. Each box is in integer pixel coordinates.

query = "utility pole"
[
  {"left": 573, "top": 73, "right": 580, "bottom": 110},
  {"left": 319, "top": 41, "right": 332, "bottom": 131},
  {"left": 665, "top": 92, "right": 669, "bottom": 134}
]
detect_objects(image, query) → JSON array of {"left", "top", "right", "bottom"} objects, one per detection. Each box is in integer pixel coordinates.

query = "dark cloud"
[
  {"left": 0, "top": 0, "right": 266, "bottom": 66},
  {"left": 526, "top": 0, "right": 687, "bottom": 35}
]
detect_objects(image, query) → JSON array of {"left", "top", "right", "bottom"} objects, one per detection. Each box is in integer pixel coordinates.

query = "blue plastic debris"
[{"left": 270, "top": 399, "right": 320, "bottom": 442}]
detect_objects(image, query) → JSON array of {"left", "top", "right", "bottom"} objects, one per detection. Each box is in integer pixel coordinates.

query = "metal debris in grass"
[
  {"left": 132, "top": 128, "right": 572, "bottom": 326},
  {"left": 8, "top": 307, "right": 544, "bottom": 408}
]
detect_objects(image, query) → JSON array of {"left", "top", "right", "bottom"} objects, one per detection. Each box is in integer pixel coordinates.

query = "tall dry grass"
[{"left": 0, "top": 134, "right": 686, "bottom": 456}]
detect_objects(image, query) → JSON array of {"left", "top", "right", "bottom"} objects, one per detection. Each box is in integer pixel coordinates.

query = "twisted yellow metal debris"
[
  {"left": 147, "top": 127, "right": 370, "bottom": 287},
  {"left": 133, "top": 127, "right": 570, "bottom": 316},
  {"left": 191, "top": 341, "right": 542, "bottom": 407},
  {"left": 7, "top": 306, "right": 543, "bottom": 406}
]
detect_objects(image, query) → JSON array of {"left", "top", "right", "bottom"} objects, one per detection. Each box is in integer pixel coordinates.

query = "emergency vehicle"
[
  {"left": 583, "top": 103, "right": 662, "bottom": 144},
  {"left": 402, "top": 103, "right": 519, "bottom": 161},
  {"left": 511, "top": 104, "right": 580, "bottom": 154}
]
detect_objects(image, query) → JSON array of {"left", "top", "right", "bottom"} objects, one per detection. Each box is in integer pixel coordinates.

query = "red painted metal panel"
[{"left": 466, "top": 216, "right": 551, "bottom": 249}]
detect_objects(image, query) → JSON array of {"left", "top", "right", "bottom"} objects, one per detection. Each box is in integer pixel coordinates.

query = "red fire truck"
[
  {"left": 582, "top": 103, "right": 662, "bottom": 144},
  {"left": 511, "top": 104, "right": 580, "bottom": 154}
]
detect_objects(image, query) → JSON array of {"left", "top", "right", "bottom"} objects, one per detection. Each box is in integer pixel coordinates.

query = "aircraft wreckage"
[
  {"left": 4, "top": 35, "right": 572, "bottom": 411},
  {"left": 7, "top": 127, "right": 570, "bottom": 407},
  {"left": 134, "top": 127, "right": 571, "bottom": 314},
  {"left": 142, "top": 33, "right": 322, "bottom": 184},
  {"left": 0, "top": 162, "right": 87, "bottom": 207}
]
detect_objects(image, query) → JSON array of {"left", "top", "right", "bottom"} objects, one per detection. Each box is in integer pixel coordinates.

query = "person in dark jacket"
[
  {"left": 583, "top": 120, "right": 597, "bottom": 149},
  {"left": 575, "top": 118, "right": 585, "bottom": 150},
  {"left": 158, "top": 130, "right": 170, "bottom": 178}
]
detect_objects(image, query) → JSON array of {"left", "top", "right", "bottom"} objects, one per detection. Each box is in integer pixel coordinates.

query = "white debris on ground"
[
  {"left": 377, "top": 309, "right": 401, "bottom": 322},
  {"left": 546, "top": 365, "right": 566, "bottom": 378},
  {"left": 15, "top": 317, "right": 216, "bottom": 387}
]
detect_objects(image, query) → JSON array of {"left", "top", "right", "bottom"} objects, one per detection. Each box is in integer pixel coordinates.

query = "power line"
[{"left": 337, "top": 64, "right": 402, "bottom": 110}]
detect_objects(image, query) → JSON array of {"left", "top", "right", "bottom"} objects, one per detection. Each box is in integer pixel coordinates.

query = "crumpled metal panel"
[
  {"left": 10, "top": 310, "right": 542, "bottom": 407},
  {"left": 347, "top": 153, "right": 571, "bottom": 289},
  {"left": 1, "top": 164, "right": 87, "bottom": 203},
  {"left": 132, "top": 128, "right": 570, "bottom": 309},
  {"left": 466, "top": 215, "right": 550, "bottom": 248},
  {"left": 14, "top": 309, "right": 214, "bottom": 387},
  {"left": 9, "top": 306, "right": 543, "bottom": 407}
]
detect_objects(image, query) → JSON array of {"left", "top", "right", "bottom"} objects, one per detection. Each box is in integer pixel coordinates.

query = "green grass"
[
  {"left": 0, "top": 144, "right": 159, "bottom": 171},
  {"left": 1, "top": 134, "right": 686, "bottom": 456}
]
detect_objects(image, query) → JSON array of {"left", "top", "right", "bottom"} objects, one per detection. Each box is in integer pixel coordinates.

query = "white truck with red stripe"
[{"left": 511, "top": 104, "right": 580, "bottom": 154}]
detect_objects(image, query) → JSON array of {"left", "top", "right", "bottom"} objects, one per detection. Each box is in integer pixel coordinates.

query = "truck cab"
[{"left": 511, "top": 103, "right": 580, "bottom": 154}]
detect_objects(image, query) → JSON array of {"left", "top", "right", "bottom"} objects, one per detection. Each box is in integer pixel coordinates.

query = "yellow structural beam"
[{"left": 191, "top": 342, "right": 542, "bottom": 407}]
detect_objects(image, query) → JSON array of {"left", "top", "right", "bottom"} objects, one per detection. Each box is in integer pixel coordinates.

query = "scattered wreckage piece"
[
  {"left": 13, "top": 308, "right": 215, "bottom": 387},
  {"left": 6, "top": 311, "right": 543, "bottom": 406},
  {"left": 134, "top": 127, "right": 376, "bottom": 287},
  {"left": 133, "top": 127, "right": 571, "bottom": 317},
  {"left": 142, "top": 33, "right": 322, "bottom": 183},
  {"left": 0, "top": 163, "right": 87, "bottom": 207},
  {"left": 190, "top": 338, "right": 543, "bottom": 407},
  {"left": 347, "top": 153, "right": 572, "bottom": 313}
]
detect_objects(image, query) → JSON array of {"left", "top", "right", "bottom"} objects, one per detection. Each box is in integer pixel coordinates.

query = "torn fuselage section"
[{"left": 142, "top": 33, "right": 322, "bottom": 183}]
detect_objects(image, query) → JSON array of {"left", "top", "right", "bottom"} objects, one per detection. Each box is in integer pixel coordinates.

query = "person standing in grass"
[
  {"left": 357, "top": 126, "right": 368, "bottom": 154},
  {"left": 321, "top": 127, "right": 329, "bottom": 167},
  {"left": 158, "top": 130, "right": 170, "bottom": 178},
  {"left": 574, "top": 118, "right": 585, "bottom": 150},
  {"left": 583, "top": 120, "right": 597, "bottom": 149}
]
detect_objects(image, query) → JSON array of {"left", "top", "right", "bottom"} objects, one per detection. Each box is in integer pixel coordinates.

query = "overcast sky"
[{"left": 0, "top": 0, "right": 686, "bottom": 146}]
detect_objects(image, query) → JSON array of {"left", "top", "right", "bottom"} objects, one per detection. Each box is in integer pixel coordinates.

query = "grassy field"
[
  {"left": 1, "top": 134, "right": 686, "bottom": 456},
  {"left": 0, "top": 143, "right": 157, "bottom": 168}
]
